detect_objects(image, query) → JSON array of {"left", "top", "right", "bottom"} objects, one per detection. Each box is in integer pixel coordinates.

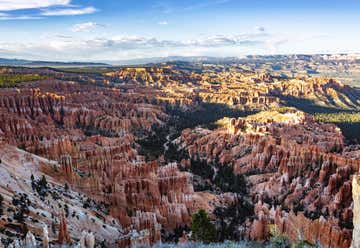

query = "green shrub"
[
  {"left": 291, "top": 240, "right": 317, "bottom": 248},
  {"left": 269, "top": 224, "right": 291, "bottom": 248}
]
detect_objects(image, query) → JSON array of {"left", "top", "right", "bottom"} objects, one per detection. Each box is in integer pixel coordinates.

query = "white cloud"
[
  {"left": 0, "top": 12, "right": 43, "bottom": 20},
  {"left": 0, "top": 0, "right": 70, "bottom": 11},
  {"left": 158, "top": 21, "right": 168, "bottom": 25},
  {"left": 187, "top": 34, "right": 267, "bottom": 47},
  {"left": 0, "top": 31, "right": 273, "bottom": 61},
  {"left": 41, "top": 6, "right": 97, "bottom": 16},
  {"left": 71, "top": 22, "right": 102, "bottom": 32},
  {"left": 0, "top": 15, "right": 42, "bottom": 20},
  {"left": 255, "top": 26, "right": 266, "bottom": 32},
  {"left": 76, "top": 33, "right": 267, "bottom": 50},
  {"left": 0, "top": 1, "right": 96, "bottom": 19},
  {"left": 0, "top": 27, "right": 355, "bottom": 61}
]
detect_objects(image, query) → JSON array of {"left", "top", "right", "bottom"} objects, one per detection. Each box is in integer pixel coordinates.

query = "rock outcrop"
[
  {"left": 58, "top": 212, "right": 71, "bottom": 245},
  {"left": 352, "top": 174, "right": 360, "bottom": 248}
]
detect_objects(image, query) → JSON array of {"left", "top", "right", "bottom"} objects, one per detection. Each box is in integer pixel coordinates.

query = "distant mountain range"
[
  {"left": 0, "top": 58, "right": 109, "bottom": 67},
  {"left": 103, "top": 54, "right": 360, "bottom": 65},
  {"left": 1, "top": 54, "right": 359, "bottom": 67},
  {"left": 0, "top": 56, "right": 245, "bottom": 67},
  {"left": 106, "top": 56, "right": 244, "bottom": 65}
]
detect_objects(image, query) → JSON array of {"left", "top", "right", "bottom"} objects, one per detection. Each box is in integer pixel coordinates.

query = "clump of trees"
[
  {"left": 269, "top": 224, "right": 316, "bottom": 248},
  {"left": 165, "top": 103, "right": 256, "bottom": 133},
  {"left": 0, "top": 74, "right": 47, "bottom": 87},
  {"left": 186, "top": 160, "right": 248, "bottom": 194},
  {"left": 213, "top": 196, "right": 254, "bottom": 241},
  {"left": 161, "top": 225, "right": 190, "bottom": 243},
  {"left": 191, "top": 209, "right": 217, "bottom": 244},
  {"left": 188, "top": 159, "right": 214, "bottom": 181},
  {"left": 213, "top": 165, "right": 247, "bottom": 194},
  {"left": 12, "top": 193, "right": 31, "bottom": 223},
  {"left": 83, "top": 197, "right": 92, "bottom": 209},
  {"left": 268, "top": 224, "right": 291, "bottom": 248},
  {"left": 31, "top": 174, "right": 49, "bottom": 199},
  {"left": 314, "top": 111, "right": 360, "bottom": 143},
  {"left": 138, "top": 125, "right": 169, "bottom": 161},
  {"left": 315, "top": 112, "right": 360, "bottom": 123}
]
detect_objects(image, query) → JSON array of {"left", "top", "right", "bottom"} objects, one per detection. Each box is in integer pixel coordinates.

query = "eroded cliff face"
[
  {"left": 54, "top": 134, "right": 235, "bottom": 245},
  {"left": 352, "top": 175, "right": 360, "bottom": 248},
  {"left": 0, "top": 80, "right": 233, "bottom": 246},
  {"left": 106, "top": 66, "right": 360, "bottom": 111},
  {"left": 0, "top": 142, "right": 123, "bottom": 247},
  {"left": 0, "top": 82, "right": 168, "bottom": 148},
  {"left": 176, "top": 109, "right": 360, "bottom": 247},
  {"left": 0, "top": 66, "right": 360, "bottom": 247}
]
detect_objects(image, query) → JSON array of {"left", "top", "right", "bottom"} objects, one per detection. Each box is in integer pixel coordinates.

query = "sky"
[{"left": 0, "top": 0, "right": 359, "bottom": 62}]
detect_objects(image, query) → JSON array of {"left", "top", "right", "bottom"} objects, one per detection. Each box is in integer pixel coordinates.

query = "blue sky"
[{"left": 0, "top": 0, "right": 359, "bottom": 61}]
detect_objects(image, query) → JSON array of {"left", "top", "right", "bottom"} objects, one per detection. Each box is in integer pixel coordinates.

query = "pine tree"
[
  {"left": 64, "top": 183, "right": 69, "bottom": 192},
  {"left": 191, "top": 209, "right": 217, "bottom": 243},
  {"left": 0, "top": 194, "right": 3, "bottom": 215},
  {"left": 39, "top": 175, "right": 48, "bottom": 189}
]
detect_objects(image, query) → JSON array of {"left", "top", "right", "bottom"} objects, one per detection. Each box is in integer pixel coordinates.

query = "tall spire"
[
  {"left": 43, "top": 225, "right": 49, "bottom": 248},
  {"left": 57, "top": 211, "right": 71, "bottom": 245}
]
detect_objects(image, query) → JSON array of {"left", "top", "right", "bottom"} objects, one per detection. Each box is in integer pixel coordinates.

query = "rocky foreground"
[{"left": 0, "top": 64, "right": 359, "bottom": 247}]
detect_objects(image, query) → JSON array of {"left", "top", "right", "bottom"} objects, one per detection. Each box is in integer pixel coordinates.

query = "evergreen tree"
[
  {"left": 30, "top": 174, "right": 36, "bottom": 190},
  {"left": 0, "top": 194, "right": 3, "bottom": 215},
  {"left": 191, "top": 209, "right": 217, "bottom": 243},
  {"left": 39, "top": 175, "right": 48, "bottom": 189},
  {"left": 64, "top": 183, "right": 69, "bottom": 192}
]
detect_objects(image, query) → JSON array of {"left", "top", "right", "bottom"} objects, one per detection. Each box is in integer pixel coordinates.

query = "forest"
[
  {"left": 0, "top": 74, "right": 47, "bottom": 87},
  {"left": 315, "top": 112, "right": 360, "bottom": 143}
]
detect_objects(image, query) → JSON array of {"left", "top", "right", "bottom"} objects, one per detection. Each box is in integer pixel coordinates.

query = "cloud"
[
  {"left": 41, "top": 6, "right": 97, "bottom": 16},
  {"left": 70, "top": 33, "right": 268, "bottom": 51},
  {"left": 255, "top": 26, "right": 266, "bottom": 32},
  {"left": 0, "top": 0, "right": 70, "bottom": 11},
  {"left": 71, "top": 22, "right": 103, "bottom": 32},
  {"left": 158, "top": 21, "right": 168, "bottom": 25},
  {"left": 55, "top": 34, "right": 73, "bottom": 39},
  {"left": 0, "top": 12, "right": 43, "bottom": 20},
  {"left": 0, "top": 15, "right": 42, "bottom": 20},
  {"left": 186, "top": 34, "right": 268, "bottom": 47},
  {"left": 0, "top": 1, "right": 97, "bottom": 19},
  {"left": 0, "top": 31, "right": 272, "bottom": 61},
  {"left": 0, "top": 26, "right": 280, "bottom": 61}
]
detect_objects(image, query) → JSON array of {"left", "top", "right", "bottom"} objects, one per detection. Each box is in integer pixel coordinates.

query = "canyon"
[{"left": 0, "top": 60, "right": 359, "bottom": 247}]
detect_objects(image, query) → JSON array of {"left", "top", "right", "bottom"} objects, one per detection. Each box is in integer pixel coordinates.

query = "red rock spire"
[{"left": 57, "top": 211, "right": 71, "bottom": 245}]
